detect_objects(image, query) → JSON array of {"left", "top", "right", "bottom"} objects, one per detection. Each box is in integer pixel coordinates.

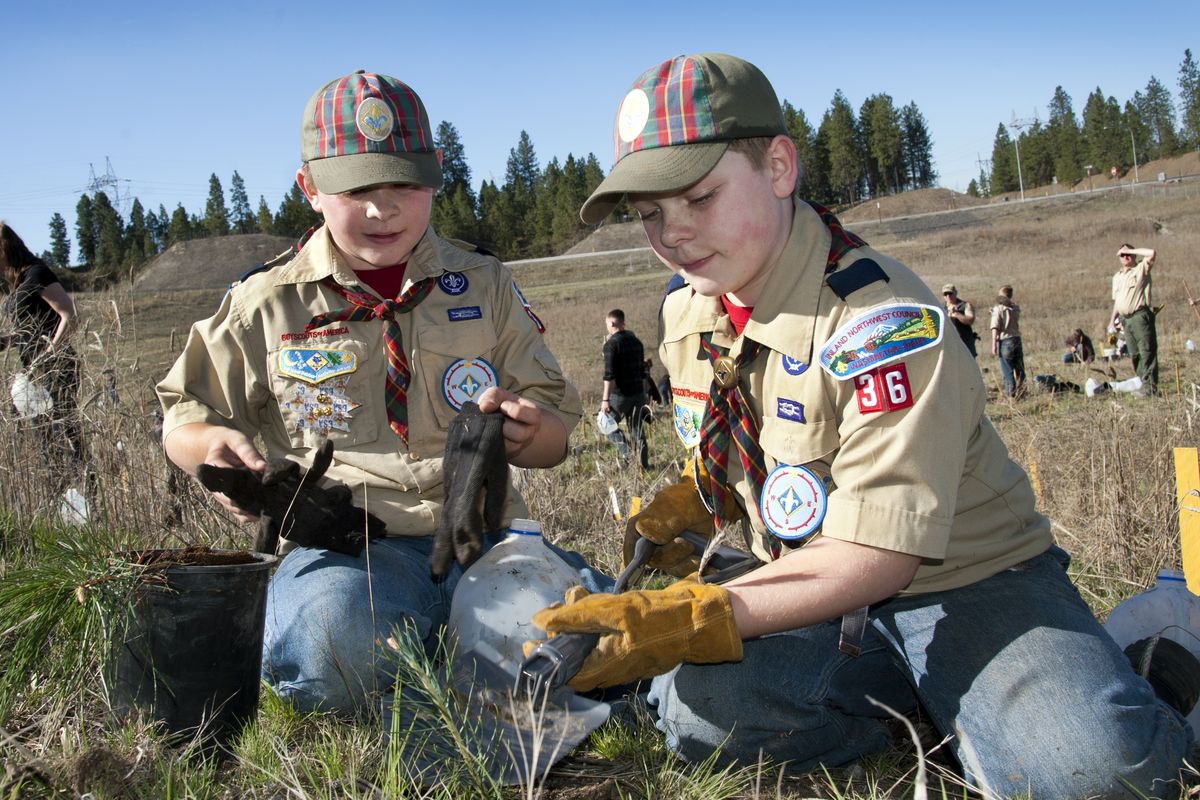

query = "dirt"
[
  {"left": 133, "top": 233, "right": 293, "bottom": 292},
  {"left": 119, "top": 545, "right": 258, "bottom": 568}
]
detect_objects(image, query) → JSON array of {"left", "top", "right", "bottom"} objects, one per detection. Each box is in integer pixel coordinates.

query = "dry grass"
[{"left": 1, "top": 184, "right": 1199, "bottom": 797}]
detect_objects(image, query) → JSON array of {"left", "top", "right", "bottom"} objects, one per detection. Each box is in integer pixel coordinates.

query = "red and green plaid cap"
[
  {"left": 580, "top": 53, "right": 786, "bottom": 225},
  {"left": 301, "top": 71, "right": 442, "bottom": 194}
]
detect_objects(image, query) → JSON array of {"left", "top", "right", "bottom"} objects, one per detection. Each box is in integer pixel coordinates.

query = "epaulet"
[
  {"left": 228, "top": 246, "right": 294, "bottom": 291},
  {"left": 442, "top": 237, "right": 499, "bottom": 260},
  {"left": 825, "top": 258, "right": 889, "bottom": 301}
]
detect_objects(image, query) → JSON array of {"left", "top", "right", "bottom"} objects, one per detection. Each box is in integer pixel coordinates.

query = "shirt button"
[{"left": 408, "top": 452, "right": 421, "bottom": 461}]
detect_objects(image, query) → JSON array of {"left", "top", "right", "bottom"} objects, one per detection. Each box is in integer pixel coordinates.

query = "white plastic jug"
[
  {"left": 447, "top": 519, "right": 579, "bottom": 668},
  {"left": 1106, "top": 568, "right": 1200, "bottom": 728}
]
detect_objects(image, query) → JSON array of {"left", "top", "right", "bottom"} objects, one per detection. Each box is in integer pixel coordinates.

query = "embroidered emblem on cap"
[
  {"left": 777, "top": 398, "right": 806, "bottom": 423},
  {"left": 759, "top": 464, "right": 827, "bottom": 541},
  {"left": 617, "top": 89, "right": 650, "bottom": 143},
  {"left": 442, "top": 358, "right": 498, "bottom": 410},
  {"left": 438, "top": 271, "right": 469, "bottom": 296},
  {"left": 818, "top": 303, "right": 943, "bottom": 381},
  {"left": 355, "top": 97, "right": 394, "bottom": 142},
  {"left": 673, "top": 401, "right": 703, "bottom": 448},
  {"left": 278, "top": 348, "right": 358, "bottom": 384},
  {"left": 782, "top": 355, "right": 809, "bottom": 376}
]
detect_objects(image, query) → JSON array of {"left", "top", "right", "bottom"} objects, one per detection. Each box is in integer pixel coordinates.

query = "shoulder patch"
[
  {"left": 818, "top": 303, "right": 944, "bottom": 380},
  {"left": 825, "top": 258, "right": 889, "bottom": 300}
]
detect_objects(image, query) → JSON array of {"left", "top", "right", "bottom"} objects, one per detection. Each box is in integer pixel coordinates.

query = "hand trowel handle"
[{"left": 517, "top": 632, "right": 601, "bottom": 697}]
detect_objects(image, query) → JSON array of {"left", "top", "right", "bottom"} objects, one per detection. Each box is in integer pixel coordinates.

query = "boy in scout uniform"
[
  {"left": 531, "top": 53, "right": 1192, "bottom": 796},
  {"left": 157, "top": 71, "right": 598, "bottom": 714}
]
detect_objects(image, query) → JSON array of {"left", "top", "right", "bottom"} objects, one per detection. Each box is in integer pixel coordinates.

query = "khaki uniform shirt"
[
  {"left": 157, "top": 225, "right": 581, "bottom": 540},
  {"left": 1111, "top": 258, "right": 1153, "bottom": 316},
  {"left": 661, "top": 204, "right": 1050, "bottom": 595},
  {"left": 988, "top": 302, "right": 1021, "bottom": 340}
]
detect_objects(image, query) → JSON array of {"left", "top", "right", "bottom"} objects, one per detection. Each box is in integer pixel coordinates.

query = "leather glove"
[
  {"left": 527, "top": 576, "right": 743, "bottom": 691},
  {"left": 431, "top": 401, "right": 508, "bottom": 577},
  {"left": 196, "top": 439, "right": 386, "bottom": 556},
  {"left": 623, "top": 458, "right": 743, "bottom": 578}
]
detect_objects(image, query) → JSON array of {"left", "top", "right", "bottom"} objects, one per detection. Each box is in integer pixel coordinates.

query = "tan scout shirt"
[
  {"left": 1111, "top": 257, "right": 1153, "bottom": 316},
  {"left": 661, "top": 204, "right": 1051, "bottom": 595},
  {"left": 157, "top": 224, "right": 581, "bottom": 540},
  {"left": 988, "top": 301, "right": 1021, "bottom": 340}
]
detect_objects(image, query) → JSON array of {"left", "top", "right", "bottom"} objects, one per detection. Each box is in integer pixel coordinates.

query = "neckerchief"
[{"left": 305, "top": 276, "right": 435, "bottom": 445}]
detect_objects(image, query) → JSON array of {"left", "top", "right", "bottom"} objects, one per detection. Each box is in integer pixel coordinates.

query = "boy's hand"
[
  {"left": 527, "top": 577, "right": 743, "bottom": 691},
  {"left": 476, "top": 386, "right": 567, "bottom": 468},
  {"left": 199, "top": 428, "right": 267, "bottom": 523}
]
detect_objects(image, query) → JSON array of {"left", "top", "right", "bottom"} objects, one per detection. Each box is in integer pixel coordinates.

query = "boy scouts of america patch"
[
  {"left": 278, "top": 348, "right": 358, "bottom": 384},
  {"left": 442, "top": 358, "right": 498, "bottom": 410},
  {"left": 511, "top": 280, "right": 545, "bottom": 333},
  {"left": 672, "top": 402, "right": 702, "bottom": 448},
  {"left": 818, "top": 304, "right": 943, "bottom": 380},
  {"left": 759, "top": 464, "right": 827, "bottom": 541},
  {"left": 356, "top": 97, "right": 394, "bottom": 142}
]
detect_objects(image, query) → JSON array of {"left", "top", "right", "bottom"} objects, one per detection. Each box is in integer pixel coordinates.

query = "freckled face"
[
  {"left": 297, "top": 170, "right": 434, "bottom": 271},
  {"left": 629, "top": 145, "right": 796, "bottom": 307}
]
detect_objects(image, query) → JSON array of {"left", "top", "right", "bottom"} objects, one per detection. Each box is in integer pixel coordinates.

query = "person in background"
[
  {"left": 941, "top": 283, "right": 977, "bottom": 357},
  {"left": 1062, "top": 328, "right": 1095, "bottom": 364},
  {"left": 1109, "top": 243, "right": 1159, "bottom": 394},
  {"left": 530, "top": 51, "right": 1193, "bottom": 798},
  {"left": 601, "top": 309, "right": 651, "bottom": 470},
  {"left": 0, "top": 221, "right": 86, "bottom": 473},
  {"left": 989, "top": 283, "right": 1025, "bottom": 398}
]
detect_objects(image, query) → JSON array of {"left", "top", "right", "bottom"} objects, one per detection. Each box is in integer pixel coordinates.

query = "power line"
[{"left": 85, "top": 157, "right": 132, "bottom": 217}]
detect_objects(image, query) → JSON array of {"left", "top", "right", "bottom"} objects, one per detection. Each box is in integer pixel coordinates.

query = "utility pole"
[
  {"left": 86, "top": 156, "right": 131, "bottom": 217},
  {"left": 1128, "top": 128, "right": 1140, "bottom": 184},
  {"left": 1009, "top": 115, "right": 1036, "bottom": 202}
]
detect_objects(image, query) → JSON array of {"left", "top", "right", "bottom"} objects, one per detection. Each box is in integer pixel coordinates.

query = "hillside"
[{"left": 133, "top": 233, "right": 293, "bottom": 292}]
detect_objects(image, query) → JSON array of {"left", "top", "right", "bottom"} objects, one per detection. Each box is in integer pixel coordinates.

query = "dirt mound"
[
  {"left": 839, "top": 187, "right": 987, "bottom": 224},
  {"left": 134, "top": 234, "right": 293, "bottom": 292},
  {"left": 566, "top": 221, "right": 648, "bottom": 255}
]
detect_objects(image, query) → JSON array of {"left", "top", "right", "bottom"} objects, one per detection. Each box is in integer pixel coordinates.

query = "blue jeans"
[
  {"left": 648, "top": 547, "right": 1191, "bottom": 798},
  {"left": 998, "top": 337, "right": 1025, "bottom": 398},
  {"left": 262, "top": 534, "right": 611, "bottom": 713}
]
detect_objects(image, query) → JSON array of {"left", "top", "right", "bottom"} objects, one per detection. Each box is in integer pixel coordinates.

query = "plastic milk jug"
[
  {"left": 1105, "top": 568, "right": 1200, "bottom": 728},
  {"left": 447, "top": 519, "right": 579, "bottom": 669}
]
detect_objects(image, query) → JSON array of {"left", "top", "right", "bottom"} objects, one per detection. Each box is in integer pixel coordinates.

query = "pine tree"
[
  {"left": 478, "top": 179, "right": 517, "bottom": 257},
  {"left": 989, "top": 124, "right": 1018, "bottom": 193},
  {"left": 1019, "top": 120, "right": 1055, "bottom": 187},
  {"left": 229, "top": 171, "right": 254, "bottom": 234},
  {"left": 1125, "top": 99, "right": 1151, "bottom": 170},
  {"left": 900, "top": 103, "right": 936, "bottom": 189},
  {"left": 256, "top": 196, "right": 274, "bottom": 234},
  {"left": 822, "top": 90, "right": 864, "bottom": 205},
  {"left": 966, "top": 178, "right": 980, "bottom": 198},
  {"left": 432, "top": 121, "right": 479, "bottom": 242},
  {"left": 204, "top": 174, "right": 230, "bottom": 236},
  {"left": 92, "top": 191, "right": 125, "bottom": 278},
  {"left": 48, "top": 213, "right": 70, "bottom": 268},
  {"left": 782, "top": 101, "right": 816, "bottom": 194},
  {"left": 143, "top": 208, "right": 161, "bottom": 257},
  {"left": 436, "top": 121, "right": 474, "bottom": 196},
  {"left": 75, "top": 194, "right": 96, "bottom": 266},
  {"left": 154, "top": 204, "right": 170, "bottom": 248},
  {"left": 1137, "top": 76, "right": 1181, "bottom": 159},
  {"left": 1082, "top": 88, "right": 1127, "bottom": 175},
  {"left": 274, "top": 184, "right": 320, "bottom": 239},
  {"left": 1179, "top": 49, "right": 1200, "bottom": 150},
  {"left": 1047, "top": 86, "right": 1083, "bottom": 185},
  {"left": 167, "top": 203, "right": 193, "bottom": 246},
  {"left": 860, "top": 94, "right": 903, "bottom": 195},
  {"left": 124, "top": 198, "right": 147, "bottom": 267},
  {"left": 503, "top": 131, "right": 540, "bottom": 257}
]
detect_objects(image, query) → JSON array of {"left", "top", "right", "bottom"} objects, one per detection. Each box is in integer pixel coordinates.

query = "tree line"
[
  {"left": 980, "top": 49, "right": 1200, "bottom": 197},
  {"left": 40, "top": 90, "right": 935, "bottom": 280}
]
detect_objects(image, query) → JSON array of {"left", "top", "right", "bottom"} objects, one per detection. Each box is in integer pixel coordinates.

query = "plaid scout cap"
[
  {"left": 301, "top": 71, "right": 442, "bottom": 194},
  {"left": 580, "top": 53, "right": 786, "bottom": 224}
]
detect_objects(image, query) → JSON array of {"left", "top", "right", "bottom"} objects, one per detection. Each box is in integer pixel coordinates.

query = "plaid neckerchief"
[
  {"left": 696, "top": 202, "right": 867, "bottom": 535},
  {"left": 305, "top": 276, "right": 434, "bottom": 445}
]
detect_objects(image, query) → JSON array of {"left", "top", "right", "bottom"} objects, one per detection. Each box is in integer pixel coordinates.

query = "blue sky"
[{"left": 3, "top": 0, "right": 1196, "bottom": 257}]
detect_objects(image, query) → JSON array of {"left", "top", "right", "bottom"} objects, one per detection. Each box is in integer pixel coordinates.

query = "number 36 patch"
[{"left": 854, "top": 363, "right": 914, "bottom": 414}]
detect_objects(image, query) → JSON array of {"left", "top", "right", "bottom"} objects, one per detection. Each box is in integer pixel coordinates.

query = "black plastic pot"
[{"left": 107, "top": 550, "right": 277, "bottom": 748}]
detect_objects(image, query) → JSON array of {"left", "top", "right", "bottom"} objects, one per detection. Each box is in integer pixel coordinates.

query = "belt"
[{"left": 1121, "top": 306, "right": 1151, "bottom": 319}]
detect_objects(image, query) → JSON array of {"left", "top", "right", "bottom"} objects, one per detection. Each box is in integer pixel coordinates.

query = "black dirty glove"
[
  {"left": 432, "top": 401, "right": 508, "bottom": 577},
  {"left": 196, "top": 439, "right": 386, "bottom": 556}
]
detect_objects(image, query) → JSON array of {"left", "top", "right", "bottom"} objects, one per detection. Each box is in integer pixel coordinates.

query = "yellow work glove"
[
  {"left": 527, "top": 577, "right": 743, "bottom": 691},
  {"left": 623, "top": 458, "right": 743, "bottom": 578}
]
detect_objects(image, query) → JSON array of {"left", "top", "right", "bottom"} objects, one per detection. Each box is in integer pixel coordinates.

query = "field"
[{"left": 2, "top": 184, "right": 1199, "bottom": 798}]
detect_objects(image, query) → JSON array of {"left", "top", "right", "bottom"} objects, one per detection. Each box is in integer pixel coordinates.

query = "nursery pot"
[{"left": 107, "top": 549, "right": 277, "bottom": 747}]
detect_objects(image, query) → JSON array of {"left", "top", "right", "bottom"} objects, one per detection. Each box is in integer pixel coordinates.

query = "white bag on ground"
[{"left": 10, "top": 372, "right": 53, "bottom": 418}]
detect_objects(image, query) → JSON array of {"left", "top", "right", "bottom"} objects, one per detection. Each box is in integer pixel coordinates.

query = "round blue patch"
[
  {"left": 781, "top": 355, "right": 809, "bottom": 375},
  {"left": 441, "top": 358, "right": 497, "bottom": 410},
  {"left": 438, "top": 271, "right": 469, "bottom": 296},
  {"left": 759, "top": 464, "right": 827, "bottom": 541}
]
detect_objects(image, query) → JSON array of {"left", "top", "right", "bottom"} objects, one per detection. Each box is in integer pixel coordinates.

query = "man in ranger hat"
[
  {"left": 157, "top": 70, "right": 605, "bottom": 714},
  {"left": 530, "top": 52, "right": 1193, "bottom": 797}
]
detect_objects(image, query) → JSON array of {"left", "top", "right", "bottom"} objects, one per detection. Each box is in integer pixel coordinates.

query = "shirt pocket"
[
  {"left": 413, "top": 319, "right": 500, "bottom": 436},
  {"left": 268, "top": 341, "right": 380, "bottom": 449}
]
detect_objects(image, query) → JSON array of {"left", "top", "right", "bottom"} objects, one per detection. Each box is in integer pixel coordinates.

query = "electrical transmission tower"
[
  {"left": 1007, "top": 114, "right": 1036, "bottom": 202},
  {"left": 86, "top": 156, "right": 131, "bottom": 217}
]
